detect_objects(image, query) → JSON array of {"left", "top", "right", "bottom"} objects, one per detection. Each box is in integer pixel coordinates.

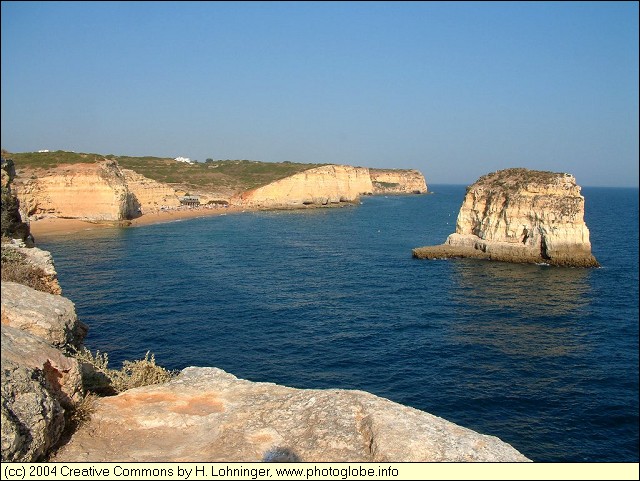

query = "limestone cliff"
[
  {"left": 1, "top": 156, "right": 32, "bottom": 244},
  {"left": 13, "top": 160, "right": 138, "bottom": 222},
  {"left": 1, "top": 156, "right": 16, "bottom": 190},
  {"left": 1, "top": 244, "right": 86, "bottom": 462},
  {"left": 413, "top": 168, "right": 599, "bottom": 267},
  {"left": 121, "top": 169, "right": 181, "bottom": 213},
  {"left": 51, "top": 366, "right": 529, "bottom": 462},
  {"left": 1, "top": 328, "right": 82, "bottom": 462},
  {"left": 12, "top": 154, "right": 428, "bottom": 220},
  {"left": 237, "top": 164, "right": 374, "bottom": 208},
  {"left": 370, "top": 169, "right": 428, "bottom": 194},
  {"left": 1, "top": 281, "right": 87, "bottom": 350}
]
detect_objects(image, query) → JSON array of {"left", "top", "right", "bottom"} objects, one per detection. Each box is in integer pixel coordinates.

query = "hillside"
[
  {"left": 6, "top": 150, "right": 427, "bottom": 222},
  {"left": 8, "top": 151, "right": 326, "bottom": 198}
]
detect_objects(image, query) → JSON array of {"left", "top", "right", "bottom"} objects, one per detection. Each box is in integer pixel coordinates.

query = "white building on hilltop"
[{"left": 175, "top": 156, "right": 194, "bottom": 165}]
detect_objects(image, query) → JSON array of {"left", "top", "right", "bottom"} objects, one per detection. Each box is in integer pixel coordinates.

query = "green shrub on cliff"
[
  {"left": 7, "top": 150, "right": 103, "bottom": 169},
  {"left": 73, "top": 348, "right": 174, "bottom": 394},
  {"left": 110, "top": 352, "right": 174, "bottom": 393}
]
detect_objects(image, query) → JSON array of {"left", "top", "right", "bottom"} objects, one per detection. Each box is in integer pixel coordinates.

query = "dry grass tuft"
[
  {"left": 0, "top": 245, "right": 57, "bottom": 294},
  {"left": 67, "top": 392, "right": 99, "bottom": 428},
  {"left": 72, "top": 348, "right": 175, "bottom": 394}
]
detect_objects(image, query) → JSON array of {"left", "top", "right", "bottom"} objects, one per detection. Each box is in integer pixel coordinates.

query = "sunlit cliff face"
[{"left": 415, "top": 168, "right": 599, "bottom": 267}]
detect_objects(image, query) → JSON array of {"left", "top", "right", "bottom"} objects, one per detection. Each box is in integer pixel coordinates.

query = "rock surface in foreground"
[
  {"left": 413, "top": 168, "right": 599, "bottom": 267},
  {"left": 1, "top": 239, "right": 86, "bottom": 462},
  {"left": 1, "top": 281, "right": 87, "bottom": 350},
  {"left": 52, "top": 367, "right": 529, "bottom": 462},
  {"left": 1, "top": 324, "right": 83, "bottom": 461}
]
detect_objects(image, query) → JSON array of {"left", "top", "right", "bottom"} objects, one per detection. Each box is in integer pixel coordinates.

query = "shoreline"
[
  {"left": 27, "top": 202, "right": 355, "bottom": 238},
  {"left": 27, "top": 195, "right": 408, "bottom": 238},
  {"left": 28, "top": 206, "right": 247, "bottom": 238}
]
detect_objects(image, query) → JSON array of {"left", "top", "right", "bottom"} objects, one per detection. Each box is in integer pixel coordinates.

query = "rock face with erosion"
[
  {"left": 121, "top": 169, "right": 181, "bottom": 214},
  {"left": 237, "top": 165, "right": 374, "bottom": 208},
  {"left": 51, "top": 367, "right": 529, "bottom": 462},
  {"left": 1, "top": 281, "right": 87, "bottom": 350},
  {"left": 1, "top": 243, "right": 85, "bottom": 462},
  {"left": 1, "top": 157, "right": 32, "bottom": 244},
  {"left": 13, "top": 160, "right": 139, "bottom": 221},
  {"left": 370, "top": 169, "right": 428, "bottom": 194},
  {"left": 13, "top": 156, "right": 428, "bottom": 220},
  {"left": 1, "top": 324, "right": 83, "bottom": 461},
  {"left": 413, "top": 168, "right": 599, "bottom": 267}
]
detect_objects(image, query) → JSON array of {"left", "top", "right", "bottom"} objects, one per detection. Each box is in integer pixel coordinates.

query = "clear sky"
[{"left": 1, "top": 1, "right": 638, "bottom": 187}]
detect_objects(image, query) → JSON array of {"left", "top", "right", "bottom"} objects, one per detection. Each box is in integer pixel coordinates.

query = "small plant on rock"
[
  {"left": 0, "top": 245, "right": 56, "bottom": 293},
  {"left": 110, "top": 351, "right": 173, "bottom": 393},
  {"left": 72, "top": 347, "right": 174, "bottom": 395}
]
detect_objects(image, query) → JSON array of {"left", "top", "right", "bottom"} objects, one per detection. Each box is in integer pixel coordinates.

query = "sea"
[{"left": 36, "top": 185, "right": 639, "bottom": 463}]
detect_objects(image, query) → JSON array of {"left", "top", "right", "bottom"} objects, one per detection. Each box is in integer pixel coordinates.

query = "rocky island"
[{"left": 413, "top": 168, "right": 599, "bottom": 267}]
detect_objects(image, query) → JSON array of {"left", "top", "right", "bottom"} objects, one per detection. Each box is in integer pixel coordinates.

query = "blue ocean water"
[{"left": 36, "top": 185, "right": 639, "bottom": 462}]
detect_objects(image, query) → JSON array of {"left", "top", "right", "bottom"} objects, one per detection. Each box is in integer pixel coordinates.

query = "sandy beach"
[
  {"left": 27, "top": 202, "right": 356, "bottom": 238},
  {"left": 29, "top": 206, "right": 246, "bottom": 238}
]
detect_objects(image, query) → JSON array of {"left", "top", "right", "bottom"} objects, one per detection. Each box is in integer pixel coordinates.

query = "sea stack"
[{"left": 413, "top": 168, "right": 599, "bottom": 267}]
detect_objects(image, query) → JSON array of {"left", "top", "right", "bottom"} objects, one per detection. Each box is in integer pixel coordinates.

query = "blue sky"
[{"left": 2, "top": 1, "right": 638, "bottom": 187}]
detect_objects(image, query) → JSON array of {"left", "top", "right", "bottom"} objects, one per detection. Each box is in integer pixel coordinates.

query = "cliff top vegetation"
[
  {"left": 369, "top": 167, "right": 421, "bottom": 174},
  {"left": 469, "top": 168, "right": 576, "bottom": 193},
  {"left": 7, "top": 150, "right": 328, "bottom": 193}
]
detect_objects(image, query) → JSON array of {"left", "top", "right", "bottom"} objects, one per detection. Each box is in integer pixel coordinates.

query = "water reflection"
[
  {"left": 448, "top": 260, "right": 592, "bottom": 358},
  {"left": 451, "top": 260, "right": 591, "bottom": 315}
]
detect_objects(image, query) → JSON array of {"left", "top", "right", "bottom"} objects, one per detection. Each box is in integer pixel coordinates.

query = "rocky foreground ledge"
[
  {"left": 413, "top": 168, "right": 599, "bottom": 267},
  {"left": 51, "top": 367, "right": 529, "bottom": 462}
]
